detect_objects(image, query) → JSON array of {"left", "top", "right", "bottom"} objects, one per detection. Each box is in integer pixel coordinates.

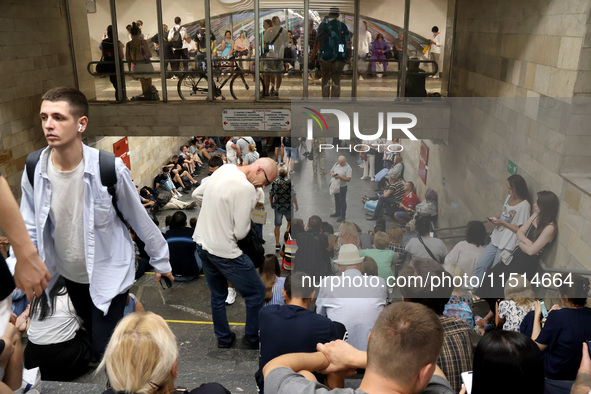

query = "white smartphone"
[{"left": 461, "top": 371, "right": 473, "bottom": 394}]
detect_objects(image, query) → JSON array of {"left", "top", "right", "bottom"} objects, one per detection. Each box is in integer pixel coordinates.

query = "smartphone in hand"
[
  {"left": 461, "top": 371, "right": 473, "bottom": 394},
  {"left": 540, "top": 300, "right": 548, "bottom": 319}
]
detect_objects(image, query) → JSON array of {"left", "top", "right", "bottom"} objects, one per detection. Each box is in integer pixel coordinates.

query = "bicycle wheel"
[
  {"left": 177, "top": 73, "right": 208, "bottom": 100},
  {"left": 229, "top": 72, "right": 265, "bottom": 100}
]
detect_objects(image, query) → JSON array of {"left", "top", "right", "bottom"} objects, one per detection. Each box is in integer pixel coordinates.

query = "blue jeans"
[
  {"left": 196, "top": 244, "right": 265, "bottom": 344},
  {"left": 475, "top": 243, "right": 502, "bottom": 283}
]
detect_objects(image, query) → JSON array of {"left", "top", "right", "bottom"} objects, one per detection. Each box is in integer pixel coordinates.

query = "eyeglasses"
[{"left": 262, "top": 168, "right": 271, "bottom": 186}]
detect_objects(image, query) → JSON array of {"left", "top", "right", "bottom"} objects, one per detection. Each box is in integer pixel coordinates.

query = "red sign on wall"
[
  {"left": 113, "top": 137, "right": 131, "bottom": 170},
  {"left": 418, "top": 141, "right": 429, "bottom": 185}
]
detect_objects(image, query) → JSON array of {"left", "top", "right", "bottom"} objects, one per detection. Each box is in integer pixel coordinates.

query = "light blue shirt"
[{"left": 8, "top": 144, "right": 170, "bottom": 315}]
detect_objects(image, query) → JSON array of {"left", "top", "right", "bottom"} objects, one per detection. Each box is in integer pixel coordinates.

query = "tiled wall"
[{"left": 0, "top": 0, "right": 77, "bottom": 196}]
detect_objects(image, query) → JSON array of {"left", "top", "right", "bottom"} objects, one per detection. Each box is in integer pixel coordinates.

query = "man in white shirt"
[
  {"left": 316, "top": 244, "right": 387, "bottom": 351},
  {"left": 13, "top": 87, "right": 173, "bottom": 358},
  {"left": 192, "top": 158, "right": 278, "bottom": 349},
  {"left": 167, "top": 16, "right": 188, "bottom": 76},
  {"left": 329, "top": 155, "right": 352, "bottom": 223},
  {"left": 182, "top": 36, "right": 197, "bottom": 70},
  {"left": 429, "top": 26, "right": 442, "bottom": 78}
]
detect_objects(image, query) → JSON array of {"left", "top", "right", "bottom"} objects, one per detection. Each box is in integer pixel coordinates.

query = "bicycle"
[{"left": 177, "top": 53, "right": 265, "bottom": 100}]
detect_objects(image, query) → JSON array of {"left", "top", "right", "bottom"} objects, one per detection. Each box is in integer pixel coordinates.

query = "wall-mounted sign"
[
  {"left": 222, "top": 109, "right": 291, "bottom": 131},
  {"left": 113, "top": 137, "right": 130, "bottom": 170},
  {"left": 507, "top": 160, "right": 518, "bottom": 175}
]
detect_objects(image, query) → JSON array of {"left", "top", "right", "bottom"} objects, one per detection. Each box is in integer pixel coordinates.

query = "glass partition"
[{"left": 82, "top": 0, "right": 445, "bottom": 101}]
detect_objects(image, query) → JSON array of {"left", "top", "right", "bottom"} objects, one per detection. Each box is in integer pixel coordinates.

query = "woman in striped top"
[{"left": 259, "top": 254, "right": 285, "bottom": 306}]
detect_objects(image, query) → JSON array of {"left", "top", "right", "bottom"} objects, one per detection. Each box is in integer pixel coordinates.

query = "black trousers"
[
  {"left": 64, "top": 278, "right": 128, "bottom": 358},
  {"left": 334, "top": 185, "right": 348, "bottom": 219}
]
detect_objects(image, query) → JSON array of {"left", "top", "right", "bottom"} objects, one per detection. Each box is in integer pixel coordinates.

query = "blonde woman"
[
  {"left": 99, "top": 312, "right": 229, "bottom": 394},
  {"left": 496, "top": 279, "right": 536, "bottom": 332}
]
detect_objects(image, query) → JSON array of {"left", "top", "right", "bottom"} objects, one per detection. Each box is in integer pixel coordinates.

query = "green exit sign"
[{"left": 507, "top": 160, "right": 518, "bottom": 175}]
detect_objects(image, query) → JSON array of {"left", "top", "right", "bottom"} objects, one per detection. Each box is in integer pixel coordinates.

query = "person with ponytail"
[{"left": 258, "top": 254, "right": 285, "bottom": 306}]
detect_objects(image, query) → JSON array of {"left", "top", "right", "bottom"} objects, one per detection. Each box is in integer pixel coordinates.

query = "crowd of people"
[
  {"left": 96, "top": 9, "right": 441, "bottom": 101},
  {"left": 0, "top": 87, "right": 589, "bottom": 394}
]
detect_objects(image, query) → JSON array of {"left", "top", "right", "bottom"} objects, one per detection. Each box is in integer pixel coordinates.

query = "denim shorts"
[{"left": 274, "top": 209, "right": 292, "bottom": 227}]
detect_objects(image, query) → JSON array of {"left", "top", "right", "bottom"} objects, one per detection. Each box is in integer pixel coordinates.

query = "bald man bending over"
[{"left": 192, "top": 158, "right": 278, "bottom": 349}]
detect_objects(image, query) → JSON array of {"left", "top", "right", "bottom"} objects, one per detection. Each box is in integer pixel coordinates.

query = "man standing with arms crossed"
[
  {"left": 193, "top": 157, "right": 278, "bottom": 349},
  {"left": 12, "top": 87, "right": 173, "bottom": 358}
]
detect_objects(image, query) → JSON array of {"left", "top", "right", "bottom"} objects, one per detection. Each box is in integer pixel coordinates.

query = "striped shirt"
[{"left": 266, "top": 276, "right": 286, "bottom": 306}]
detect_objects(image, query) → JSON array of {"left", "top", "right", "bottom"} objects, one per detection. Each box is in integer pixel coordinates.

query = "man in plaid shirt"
[{"left": 399, "top": 258, "right": 473, "bottom": 392}]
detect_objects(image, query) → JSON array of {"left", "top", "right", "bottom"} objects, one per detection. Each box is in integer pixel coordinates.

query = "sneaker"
[
  {"left": 361, "top": 176, "right": 367, "bottom": 180},
  {"left": 242, "top": 336, "right": 259, "bottom": 350},
  {"left": 171, "top": 75, "right": 178, "bottom": 80},
  {"left": 225, "top": 287, "right": 236, "bottom": 305},
  {"left": 329, "top": 213, "right": 339, "bottom": 218},
  {"left": 337, "top": 217, "right": 345, "bottom": 222},
  {"left": 272, "top": 89, "right": 279, "bottom": 97},
  {"left": 217, "top": 332, "right": 236, "bottom": 349},
  {"left": 275, "top": 244, "right": 281, "bottom": 252},
  {"left": 359, "top": 75, "right": 364, "bottom": 81},
  {"left": 371, "top": 177, "right": 375, "bottom": 181}
]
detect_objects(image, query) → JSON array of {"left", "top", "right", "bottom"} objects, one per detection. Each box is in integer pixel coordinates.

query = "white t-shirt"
[
  {"left": 431, "top": 33, "right": 442, "bottom": 54},
  {"left": 183, "top": 40, "right": 197, "bottom": 52},
  {"left": 331, "top": 162, "right": 352, "bottom": 187},
  {"left": 226, "top": 140, "right": 238, "bottom": 164},
  {"left": 48, "top": 153, "right": 88, "bottom": 284},
  {"left": 236, "top": 136, "right": 254, "bottom": 161},
  {"left": 444, "top": 240, "right": 486, "bottom": 280},
  {"left": 358, "top": 30, "right": 372, "bottom": 55},
  {"left": 489, "top": 196, "right": 530, "bottom": 251},
  {"left": 192, "top": 164, "right": 257, "bottom": 259},
  {"left": 28, "top": 294, "right": 81, "bottom": 345}
]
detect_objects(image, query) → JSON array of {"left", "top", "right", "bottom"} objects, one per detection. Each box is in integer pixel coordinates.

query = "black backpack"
[
  {"left": 26, "top": 148, "right": 127, "bottom": 226},
  {"left": 172, "top": 27, "right": 183, "bottom": 49},
  {"left": 155, "top": 184, "right": 173, "bottom": 206}
]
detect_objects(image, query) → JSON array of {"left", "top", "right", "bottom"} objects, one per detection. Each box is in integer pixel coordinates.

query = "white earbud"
[{"left": 78, "top": 125, "right": 82, "bottom": 132}]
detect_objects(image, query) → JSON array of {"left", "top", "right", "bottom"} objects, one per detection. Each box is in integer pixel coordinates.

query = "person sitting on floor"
[
  {"left": 405, "top": 216, "right": 448, "bottom": 263},
  {"left": 256, "top": 272, "right": 344, "bottom": 393},
  {"left": 259, "top": 254, "right": 286, "bottom": 306},
  {"left": 99, "top": 311, "right": 230, "bottom": 394},
  {"left": 262, "top": 302, "right": 454, "bottom": 394},
  {"left": 164, "top": 211, "right": 202, "bottom": 281}
]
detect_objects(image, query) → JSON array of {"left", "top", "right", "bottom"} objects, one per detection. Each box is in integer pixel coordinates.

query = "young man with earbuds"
[{"left": 9, "top": 87, "right": 173, "bottom": 359}]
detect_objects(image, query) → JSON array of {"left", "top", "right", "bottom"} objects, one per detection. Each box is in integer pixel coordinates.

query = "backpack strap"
[
  {"left": 25, "top": 148, "right": 44, "bottom": 187},
  {"left": 98, "top": 150, "right": 128, "bottom": 227}
]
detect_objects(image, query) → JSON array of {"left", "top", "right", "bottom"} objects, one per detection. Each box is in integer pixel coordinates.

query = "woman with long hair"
[
  {"left": 481, "top": 191, "right": 559, "bottom": 311},
  {"left": 475, "top": 174, "right": 531, "bottom": 282},
  {"left": 258, "top": 254, "right": 285, "bottom": 306},
  {"left": 126, "top": 22, "right": 155, "bottom": 99},
  {"left": 23, "top": 277, "right": 92, "bottom": 381},
  {"left": 99, "top": 312, "right": 229, "bottom": 394}
]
